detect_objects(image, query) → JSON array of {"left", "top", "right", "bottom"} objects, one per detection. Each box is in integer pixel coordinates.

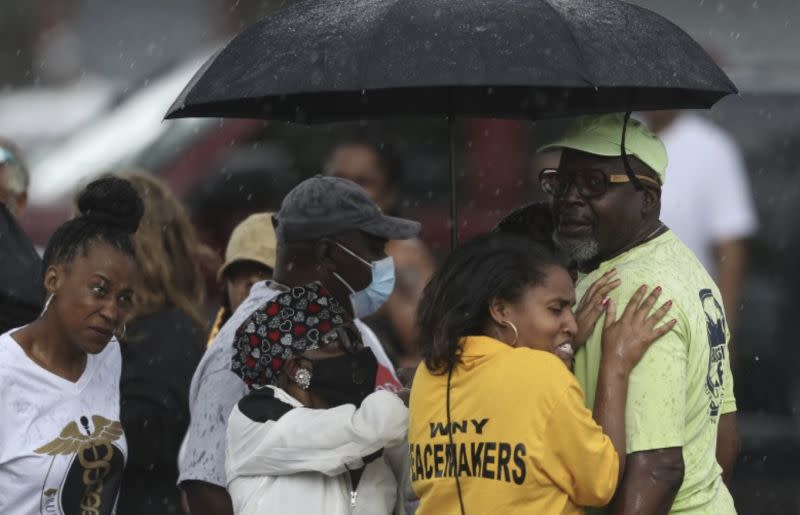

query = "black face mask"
[{"left": 308, "top": 348, "right": 378, "bottom": 407}]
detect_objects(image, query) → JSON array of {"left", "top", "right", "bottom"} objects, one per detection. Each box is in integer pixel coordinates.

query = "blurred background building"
[{"left": 2, "top": 0, "right": 799, "bottom": 511}]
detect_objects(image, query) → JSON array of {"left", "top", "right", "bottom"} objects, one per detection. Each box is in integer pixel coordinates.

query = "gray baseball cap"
[{"left": 274, "top": 176, "right": 421, "bottom": 242}]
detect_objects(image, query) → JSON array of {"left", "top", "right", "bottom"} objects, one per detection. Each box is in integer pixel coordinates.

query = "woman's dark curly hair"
[{"left": 417, "top": 232, "right": 564, "bottom": 374}]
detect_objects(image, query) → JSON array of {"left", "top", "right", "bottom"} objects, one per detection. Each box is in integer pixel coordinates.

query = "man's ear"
[{"left": 641, "top": 186, "right": 661, "bottom": 218}]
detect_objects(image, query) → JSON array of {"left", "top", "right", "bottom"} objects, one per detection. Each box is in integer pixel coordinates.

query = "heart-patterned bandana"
[{"left": 231, "top": 281, "right": 347, "bottom": 388}]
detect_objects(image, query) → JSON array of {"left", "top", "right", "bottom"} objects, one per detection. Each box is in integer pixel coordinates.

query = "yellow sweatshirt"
[{"left": 408, "top": 336, "right": 619, "bottom": 515}]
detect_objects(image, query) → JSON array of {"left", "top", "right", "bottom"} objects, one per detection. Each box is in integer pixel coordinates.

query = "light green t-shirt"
[{"left": 575, "top": 230, "right": 736, "bottom": 515}]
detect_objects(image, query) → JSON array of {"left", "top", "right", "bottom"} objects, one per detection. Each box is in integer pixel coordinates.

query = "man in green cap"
[{"left": 538, "top": 114, "right": 739, "bottom": 515}]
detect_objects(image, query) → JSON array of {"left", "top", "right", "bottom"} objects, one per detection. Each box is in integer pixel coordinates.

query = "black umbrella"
[
  {"left": 166, "top": 0, "right": 737, "bottom": 246},
  {"left": 0, "top": 203, "right": 44, "bottom": 333}
]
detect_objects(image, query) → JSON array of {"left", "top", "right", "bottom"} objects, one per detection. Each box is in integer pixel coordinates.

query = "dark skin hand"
[
  {"left": 716, "top": 412, "right": 741, "bottom": 487},
  {"left": 284, "top": 327, "right": 408, "bottom": 492},
  {"left": 181, "top": 481, "right": 233, "bottom": 515},
  {"left": 181, "top": 346, "right": 358, "bottom": 515},
  {"left": 608, "top": 448, "right": 684, "bottom": 515}
]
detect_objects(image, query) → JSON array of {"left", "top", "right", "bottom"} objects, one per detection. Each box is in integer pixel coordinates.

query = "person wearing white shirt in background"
[{"left": 643, "top": 111, "right": 758, "bottom": 340}]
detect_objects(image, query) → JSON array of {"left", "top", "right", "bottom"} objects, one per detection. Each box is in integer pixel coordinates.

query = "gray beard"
[{"left": 553, "top": 231, "right": 600, "bottom": 265}]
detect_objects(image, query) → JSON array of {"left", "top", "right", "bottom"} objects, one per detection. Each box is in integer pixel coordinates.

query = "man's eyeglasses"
[{"left": 539, "top": 168, "right": 661, "bottom": 199}]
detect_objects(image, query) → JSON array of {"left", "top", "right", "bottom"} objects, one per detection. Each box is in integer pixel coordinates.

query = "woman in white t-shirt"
[{"left": 0, "top": 177, "right": 143, "bottom": 515}]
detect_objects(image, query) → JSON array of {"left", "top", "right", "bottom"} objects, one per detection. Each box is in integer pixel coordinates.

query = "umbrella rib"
[{"left": 538, "top": 0, "right": 597, "bottom": 89}]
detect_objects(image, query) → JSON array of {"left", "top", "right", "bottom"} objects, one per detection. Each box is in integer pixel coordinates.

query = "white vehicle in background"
[
  {"left": 21, "top": 48, "right": 300, "bottom": 254},
  {"left": 28, "top": 53, "right": 213, "bottom": 208}
]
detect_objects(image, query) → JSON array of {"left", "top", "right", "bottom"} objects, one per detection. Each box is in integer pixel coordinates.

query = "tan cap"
[{"left": 218, "top": 213, "right": 277, "bottom": 281}]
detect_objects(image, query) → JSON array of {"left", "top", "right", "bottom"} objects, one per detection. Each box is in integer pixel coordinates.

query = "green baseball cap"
[{"left": 538, "top": 114, "right": 668, "bottom": 184}]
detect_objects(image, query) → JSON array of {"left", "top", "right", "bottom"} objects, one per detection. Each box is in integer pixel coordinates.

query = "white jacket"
[{"left": 226, "top": 386, "right": 409, "bottom": 515}]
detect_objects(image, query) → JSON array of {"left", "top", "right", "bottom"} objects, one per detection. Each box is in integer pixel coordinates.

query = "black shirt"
[{"left": 117, "top": 305, "right": 205, "bottom": 515}]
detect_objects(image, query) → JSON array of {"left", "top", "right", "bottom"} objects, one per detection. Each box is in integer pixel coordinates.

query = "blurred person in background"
[
  {"left": 226, "top": 283, "right": 408, "bottom": 514},
  {"left": 179, "top": 176, "right": 418, "bottom": 515},
  {"left": 115, "top": 174, "right": 208, "bottom": 515},
  {"left": 0, "top": 202, "right": 43, "bottom": 333},
  {"left": 326, "top": 133, "right": 435, "bottom": 368},
  {"left": 494, "top": 201, "right": 558, "bottom": 255},
  {"left": 642, "top": 111, "right": 757, "bottom": 337},
  {"left": 0, "top": 1, "right": 115, "bottom": 153},
  {"left": 0, "top": 177, "right": 142, "bottom": 515},
  {"left": 0, "top": 138, "right": 42, "bottom": 333},
  {"left": 208, "top": 213, "right": 277, "bottom": 345},
  {"left": 0, "top": 137, "right": 30, "bottom": 220}
]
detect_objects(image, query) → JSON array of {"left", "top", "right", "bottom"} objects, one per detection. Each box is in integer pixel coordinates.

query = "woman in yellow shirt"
[{"left": 408, "top": 232, "right": 675, "bottom": 514}]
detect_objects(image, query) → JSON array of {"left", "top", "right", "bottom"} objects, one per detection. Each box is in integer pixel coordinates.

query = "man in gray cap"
[{"left": 180, "top": 176, "right": 420, "bottom": 515}]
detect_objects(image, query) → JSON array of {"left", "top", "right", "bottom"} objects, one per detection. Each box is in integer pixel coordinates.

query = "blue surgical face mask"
[{"left": 332, "top": 242, "right": 395, "bottom": 319}]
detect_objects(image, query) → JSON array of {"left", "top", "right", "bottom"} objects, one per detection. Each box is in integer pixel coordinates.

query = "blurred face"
[
  {"left": 45, "top": 241, "right": 135, "bottom": 354},
  {"left": 642, "top": 110, "right": 680, "bottom": 134},
  {"left": 502, "top": 265, "right": 578, "bottom": 368},
  {"left": 225, "top": 260, "right": 273, "bottom": 312},
  {"left": 327, "top": 144, "right": 396, "bottom": 213},
  {"left": 550, "top": 150, "right": 647, "bottom": 266}
]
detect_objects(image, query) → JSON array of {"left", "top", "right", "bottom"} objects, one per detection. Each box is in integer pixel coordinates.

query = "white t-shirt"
[
  {"left": 0, "top": 329, "right": 127, "bottom": 515},
  {"left": 658, "top": 114, "right": 758, "bottom": 276}
]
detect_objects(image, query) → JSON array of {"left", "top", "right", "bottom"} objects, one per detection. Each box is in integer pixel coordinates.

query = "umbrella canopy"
[{"left": 166, "top": 0, "right": 737, "bottom": 122}]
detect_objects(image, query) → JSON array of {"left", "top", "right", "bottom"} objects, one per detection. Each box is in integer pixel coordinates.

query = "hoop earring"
[
  {"left": 502, "top": 320, "right": 519, "bottom": 347},
  {"left": 294, "top": 368, "right": 312, "bottom": 390},
  {"left": 115, "top": 322, "right": 127, "bottom": 340},
  {"left": 40, "top": 294, "right": 54, "bottom": 317}
]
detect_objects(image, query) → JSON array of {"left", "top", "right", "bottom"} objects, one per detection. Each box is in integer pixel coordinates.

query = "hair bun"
[{"left": 78, "top": 177, "right": 144, "bottom": 234}]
